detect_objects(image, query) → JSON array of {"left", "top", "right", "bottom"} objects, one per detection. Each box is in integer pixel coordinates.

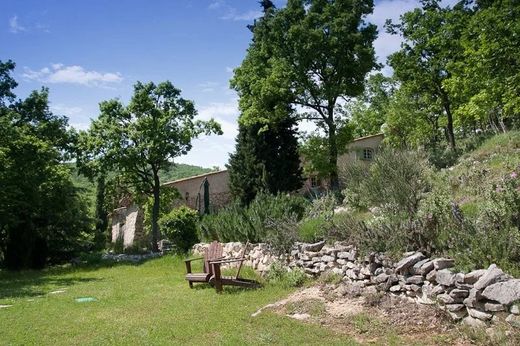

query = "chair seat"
[{"left": 185, "top": 273, "right": 210, "bottom": 282}]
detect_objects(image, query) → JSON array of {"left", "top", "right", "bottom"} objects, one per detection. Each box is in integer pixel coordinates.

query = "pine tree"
[{"left": 227, "top": 117, "right": 303, "bottom": 206}]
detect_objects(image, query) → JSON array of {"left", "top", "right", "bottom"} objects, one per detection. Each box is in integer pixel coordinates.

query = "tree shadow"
[
  {"left": 0, "top": 254, "right": 170, "bottom": 300},
  {"left": 0, "top": 274, "right": 102, "bottom": 300}
]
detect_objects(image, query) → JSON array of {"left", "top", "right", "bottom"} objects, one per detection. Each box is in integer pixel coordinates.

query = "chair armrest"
[
  {"left": 184, "top": 257, "right": 204, "bottom": 263},
  {"left": 209, "top": 257, "right": 246, "bottom": 264}
]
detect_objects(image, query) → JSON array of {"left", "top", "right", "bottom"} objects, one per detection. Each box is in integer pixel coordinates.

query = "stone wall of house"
[
  {"left": 163, "top": 170, "right": 231, "bottom": 212},
  {"left": 192, "top": 241, "right": 520, "bottom": 329},
  {"left": 111, "top": 204, "right": 146, "bottom": 248}
]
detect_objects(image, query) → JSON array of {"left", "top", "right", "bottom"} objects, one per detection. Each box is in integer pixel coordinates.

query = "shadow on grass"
[
  {"left": 0, "top": 274, "right": 103, "bottom": 300},
  {"left": 0, "top": 253, "right": 182, "bottom": 300}
]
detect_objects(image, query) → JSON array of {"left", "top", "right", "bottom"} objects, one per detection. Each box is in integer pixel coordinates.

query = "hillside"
[
  {"left": 159, "top": 163, "right": 214, "bottom": 183},
  {"left": 446, "top": 131, "right": 520, "bottom": 216}
]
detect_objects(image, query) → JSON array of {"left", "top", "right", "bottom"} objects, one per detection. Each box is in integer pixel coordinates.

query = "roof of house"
[
  {"left": 162, "top": 169, "right": 228, "bottom": 187},
  {"left": 352, "top": 133, "right": 384, "bottom": 142}
]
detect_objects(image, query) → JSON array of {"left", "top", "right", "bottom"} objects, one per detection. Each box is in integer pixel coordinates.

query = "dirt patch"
[{"left": 252, "top": 283, "right": 501, "bottom": 345}]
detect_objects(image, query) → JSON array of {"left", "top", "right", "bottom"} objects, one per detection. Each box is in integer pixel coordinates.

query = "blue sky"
[{"left": 1, "top": 0, "right": 456, "bottom": 168}]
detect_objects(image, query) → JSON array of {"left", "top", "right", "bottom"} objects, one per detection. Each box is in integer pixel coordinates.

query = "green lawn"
[{"left": 0, "top": 256, "right": 355, "bottom": 345}]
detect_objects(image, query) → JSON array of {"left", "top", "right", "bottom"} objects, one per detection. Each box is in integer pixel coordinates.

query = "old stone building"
[{"left": 162, "top": 170, "right": 232, "bottom": 213}]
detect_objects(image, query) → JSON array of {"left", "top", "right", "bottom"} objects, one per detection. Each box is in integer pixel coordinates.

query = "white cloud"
[
  {"left": 208, "top": 0, "right": 262, "bottom": 21},
  {"left": 221, "top": 9, "right": 263, "bottom": 21},
  {"left": 22, "top": 64, "right": 123, "bottom": 86},
  {"left": 208, "top": 1, "right": 225, "bottom": 10},
  {"left": 197, "top": 100, "right": 239, "bottom": 140},
  {"left": 174, "top": 99, "right": 240, "bottom": 168},
  {"left": 9, "top": 15, "right": 26, "bottom": 33},
  {"left": 50, "top": 103, "right": 84, "bottom": 117}
]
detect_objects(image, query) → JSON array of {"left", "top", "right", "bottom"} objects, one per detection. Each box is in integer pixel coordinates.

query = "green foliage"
[
  {"left": 299, "top": 124, "right": 354, "bottom": 180},
  {"left": 232, "top": 0, "right": 377, "bottom": 191},
  {"left": 343, "top": 147, "right": 432, "bottom": 216},
  {"left": 199, "top": 193, "right": 308, "bottom": 247},
  {"left": 298, "top": 217, "right": 328, "bottom": 243},
  {"left": 446, "top": 0, "right": 520, "bottom": 132},
  {"left": 77, "top": 81, "right": 222, "bottom": 251},
  {"left": 338, "top": 148, "right": 440, "bottom": 254},
  {"left": 142, "top": 186, "right": 181, "bottom": 235},
  {"left": 0, "top": 61, "right": 94, "bottom": 269},
  {"left": 348, "top": 73, "right": 397, "bottom": 138},
  {"left": 266, "top": 262, "right": 307, "bottom": 288},
  {"left": 387, "top": 0, "right": 469, "bottom": 150},
  {"left": 445, "top": 170, "right": 520, "bottom": 275},
  {"left": 158, "top": 206, "right": 199, "bottom": 253},
  {"left": 227, "top": 118, "right": 303, "bottom": 206}
]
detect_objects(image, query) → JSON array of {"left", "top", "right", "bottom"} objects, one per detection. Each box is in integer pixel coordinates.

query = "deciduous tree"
[
  {"left": 79, "top": 81, "right": 221, "bottom": 251},
  {"left": 232, "top": 0, "right": 377, "bottom": 192}
]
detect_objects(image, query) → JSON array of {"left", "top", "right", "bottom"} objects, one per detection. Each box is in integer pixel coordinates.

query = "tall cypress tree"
[{"left": 227, "top": 117, "right": 303, "bottom": 206}]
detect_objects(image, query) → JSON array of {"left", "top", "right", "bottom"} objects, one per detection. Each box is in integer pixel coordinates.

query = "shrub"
[
  {"left": 446, "top": 169, "right": 520, "bottom": 274},
  {"left": 199, "top": 192, "right": 309, "bottom": 245},
  {"left": 342, "top": 147, "right": 432, "bottom": 217},
  {"left": 159, "top": 206, "right": 199, "bottom": 253},
  {"left": 264, "top": 215, "right": 300, "bottom": 255},
  {"left": 337, "top": 148, "right": 435, "bottom": 254},
  {"left": 298, "top": 217, "right": 328, "bottom": 243}
]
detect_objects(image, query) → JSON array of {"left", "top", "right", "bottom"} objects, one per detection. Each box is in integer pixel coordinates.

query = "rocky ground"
[{"left": 253, "top": 282, "right": 520, "bottom": 345}]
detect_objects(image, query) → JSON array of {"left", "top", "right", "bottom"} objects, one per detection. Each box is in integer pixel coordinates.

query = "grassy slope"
[
  {"left": 0, "top": 257, "right": 355, "bottom": 345},
  {"left": 447, "top": 131, "right": 520, "bottom": 215}
]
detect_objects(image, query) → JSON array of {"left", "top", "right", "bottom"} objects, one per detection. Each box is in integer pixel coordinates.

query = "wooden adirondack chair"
[
  {"left": 208, "top": 242, "right": 260, "bottom": 293},
  {"left": 184, "top": 241, "right": 223, "bottom": 288}
]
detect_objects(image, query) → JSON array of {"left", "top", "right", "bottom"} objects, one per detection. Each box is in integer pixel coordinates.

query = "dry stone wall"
[{"left": 192, "top": 241, "right": 520, "bottom": 329}]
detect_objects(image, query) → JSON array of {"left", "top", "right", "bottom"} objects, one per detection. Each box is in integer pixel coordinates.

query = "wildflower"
[{"left": 511, "top": 172, "right": 518, "bottom": 179}]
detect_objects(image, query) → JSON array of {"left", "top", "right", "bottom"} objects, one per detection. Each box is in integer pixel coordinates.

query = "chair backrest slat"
[{"left": 203, "top": 241, "right": 223, "bottom": 275}]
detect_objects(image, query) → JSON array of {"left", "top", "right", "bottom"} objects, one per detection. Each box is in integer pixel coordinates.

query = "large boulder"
[
  {"left": 481, "top": 279, "right": 520, "bottom": 305},
  {"left": 473, "top": 264, "right": 510, "bottom": 291}
]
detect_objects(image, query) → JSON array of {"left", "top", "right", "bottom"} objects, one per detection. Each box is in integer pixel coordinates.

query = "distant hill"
[{"left": 159, "top": 163, "right": 214, "bottom": 183}]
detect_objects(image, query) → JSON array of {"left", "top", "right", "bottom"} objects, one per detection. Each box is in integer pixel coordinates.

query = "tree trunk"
[
  {"left": 94, "top": 175, "right": 108, "bottom": 248},
  {"left": 438, "top": 86, "right": 456, "bottom": 150},
  {"left": 326, "top": 119, "right": 340, "bottom": 192},
  {"left": 443, "top": 102, "right": 456, "bottom": 150},
  {"left": 151, "top": 172, "right": 160, "bottom": 252}
]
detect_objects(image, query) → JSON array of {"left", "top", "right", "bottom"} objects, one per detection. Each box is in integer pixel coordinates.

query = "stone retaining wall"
[{"left": 192, "top": 241, "right": 520, "bottom": 329}]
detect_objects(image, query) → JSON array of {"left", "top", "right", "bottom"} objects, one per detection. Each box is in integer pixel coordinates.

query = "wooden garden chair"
[
  {"left": 208, "top": 242, "right": 261, "bottom": 293},
  {"left": 184, "top": 241, "right": 223, "bottom": 288}
]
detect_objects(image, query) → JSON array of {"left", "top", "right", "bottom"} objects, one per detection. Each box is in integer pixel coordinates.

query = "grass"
[{"left": 0, "top": 256, "right": 356, "bottom": 345}]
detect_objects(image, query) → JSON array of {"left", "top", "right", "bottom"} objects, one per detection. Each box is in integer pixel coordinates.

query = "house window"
[
  {"left": 362, "top": 148, "right": 373, "bottom": 160},
  {"left": 310, "top": 176, "right": 320, "bottom": 188}
]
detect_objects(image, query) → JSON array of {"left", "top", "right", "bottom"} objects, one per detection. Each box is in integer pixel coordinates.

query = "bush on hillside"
[
  {"left": 445, "top": 169, "right": 520, "bottom": 274},
  {"left": 159, "top": 206, "right": 199, "bottom": 253}
]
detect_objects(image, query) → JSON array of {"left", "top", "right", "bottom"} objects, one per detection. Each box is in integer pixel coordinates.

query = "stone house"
[{"left": 162, "top": 170, "right": 232, "bottom": 213}]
